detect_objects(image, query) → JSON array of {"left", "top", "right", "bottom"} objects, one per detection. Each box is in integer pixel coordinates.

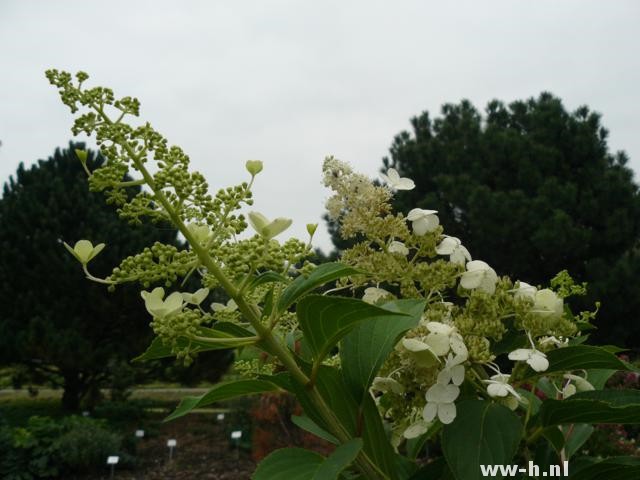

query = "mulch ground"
[{"left": 75, "top": 415, "right": 257, "bottom": 480}]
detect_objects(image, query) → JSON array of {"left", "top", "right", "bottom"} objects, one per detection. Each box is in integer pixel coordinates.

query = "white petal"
[
  {"left": 403, "top": 420, "right": 428, "bottom": 439},
  {"left": 407, "top": 208, "right": 436, "bottom": 221},
  {"left": 248, "top": 211, "right": 269, "bottom": 235},
  {"left": 425, "top": 333, "right": 451, "bottom": 356},
  {"left": 437, "top": 403, "right": 457, "bottom": 424},
  {"left": 508, "top": 349, "right": 532, "bottom": 361},
  {"left": 74, "top": 240, "right": 94, "bottom": 263},
  {"left": 478, "top": 275, "right": 497, "bottom": 295},
  {"left": 437, "top": 369, "right": 452, "bottom": 385},
  {"left": 412, "top": 218, "right": 430, "bottom": 236},
  {"left": 426, "top": 322, "right": 454, "bottom": 335},
  {"left": 387, "top": 168, "right": 401, "bottom": 183},
  {"left": 388, "top": 241, "right": 409, "bottom": 256},
  {"left": 264, "top": 217, "right": 292, "bottom": 239},
  {"left": 563, "top": 384, "right": 577, "bottom": 398},
  {"left": 396, "top": 178, "right": 415, "bottom": 190},
  {"left": 436, "top": 237, "right": 459, "bottom": 255},
  {"left": 426, "top": 383, "right": 447, "bottom": 402},
  {"left": 487, "top": 383, "right": 508, "bottom": 397},
  {"left": 449, "top": 334, "right": 468, "bottom": 358},
  {"left": 460, "top": 270, "right": 484, "bottom": 289},
  {"left": 441, "top": 384, "right": 460, "bottom": 403},
  {"left": 422, "top": 402, "right": 438, "bottom": 422},
  {"left": 527, "top": 351, "right": 549, "bottom": 372},
  {"left": 451, "top": 365, "right": 465, "bottom": 386}
]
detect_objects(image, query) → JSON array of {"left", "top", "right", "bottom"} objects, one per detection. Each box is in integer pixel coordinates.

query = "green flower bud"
[
  {"left": 306, "top": 223, "right": 318, "bottom": 237},
  {"left": 75, "top": 149, "right": 88, "bottom": 165},
  {"left": 245, "top": 160, "right": 263, "bottom": 176}
]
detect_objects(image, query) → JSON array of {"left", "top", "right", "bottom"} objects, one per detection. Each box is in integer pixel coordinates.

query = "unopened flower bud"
[{"left": 245, "top": 160, "right": 263, "bottom": 176}]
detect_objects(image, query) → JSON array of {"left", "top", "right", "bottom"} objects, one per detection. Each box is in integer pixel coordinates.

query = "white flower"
[
  {"left": 248, "top": 211, "right": 292, "bottom": 240},
  {"left": 484, "top": 373, "right": 521, "bottom": 400},
  {"left": 563, "top": 373, "right": 595, "bottom": 393},
  {"left": 181, "top": 288, "right": 210, "bottom": 305},
  {"left": 380, "top": 168, "right": 415, "bottom": 191},
  {"left": 533, "top": 289, "right": 564, "bottom": 317},
  {"left": 406, "top": 208, "right": 439, "bottom": 235},
  {"left": 371, "top": 377, "right": 405, "bottom": 394},
  {"left": 425, "top": 322, "right": 468, "bottom": 358},
  {"left": 362, "top": 287, "right": 391, "bottom": 304},
  {"left": 514, "top": 281, "right": 537, "bottom": 301},
  {"left": 403, "top": 420, "right": 429, "bottom": 439},
  {"left": 63, "top": 239, "right": 105, "bottom": 265},
  {"left": 423, "top": 383, "right": 460, "bottom": 425},
  {"left": 437, "top": 353, "right": 466, "bottom": 386},
  {"left": 539, "top": 335, "right": 568, "bottom": 348},
  {"left": 388, "top": 240, "right": 409, "bottom": 256},
  {"left": 141, "top": 287, "right": 184, "bottom": 319},
  {"left": 211, "top": 299, "right": 238, "bottom": 312},
  {"left": 401, "top": 338, "right": 439, "bottom": 368},
  {"left": 508, "top": 333, "right": 549, "bottom": 372},
  {"left": 460, "top": 260, "right": 498, "bottom": 295},
  {"left": 435, "top": 236, "right": 471, "bottom": 265}
]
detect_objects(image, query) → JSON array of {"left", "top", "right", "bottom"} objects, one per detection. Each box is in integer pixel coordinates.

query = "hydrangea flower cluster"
[{"left": 325, "top": 161, "right": 588, "bottom": 437}]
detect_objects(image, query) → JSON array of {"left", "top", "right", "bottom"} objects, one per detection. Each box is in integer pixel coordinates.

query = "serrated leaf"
[
  {"left": 539, "top": 389, "right": 640, "bottom": 426},
  {"left": 278, "top": 262, "right": 360, "bottom": 311},
  {"left": 442, "top": 400, "right": 522, "bottom": 480},
  {"left": 341, "top": 299, "right": 425, "bottom": 401},
  {"left": 297, "top": 295, "right": 411, "bottom": 363},
  {"left": 165, "top": 379, "right": 279, "bottom": 421}
]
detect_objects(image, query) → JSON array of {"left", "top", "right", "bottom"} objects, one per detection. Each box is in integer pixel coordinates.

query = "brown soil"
[{"left": 75, "top": 415, "right": 257, "bottom": 480}]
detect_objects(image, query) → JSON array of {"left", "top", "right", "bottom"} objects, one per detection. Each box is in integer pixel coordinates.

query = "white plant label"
[
  {"left": 135, "top": 429, "right": 145, "bottom": 438},
  {"left": 231, "top": 430, "right": 242, "bottom": 439},
  {"left": 107, "top": 456, "right": 119, "bottom": 465},
  {"left": 167, "top": 439, "right": 177, "bottom": 447},
  {"left": 217, "top": 413, "right": 225, "bottom": 421}
]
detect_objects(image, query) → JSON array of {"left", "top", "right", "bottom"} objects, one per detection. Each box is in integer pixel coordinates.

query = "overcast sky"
[{"left": 1, "top": 0, "right": 638, "bottom": 252}]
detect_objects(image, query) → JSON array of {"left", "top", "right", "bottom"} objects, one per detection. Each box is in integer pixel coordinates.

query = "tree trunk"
[{"left": 61, "top": 372, "right": 83, "bottom": 411}]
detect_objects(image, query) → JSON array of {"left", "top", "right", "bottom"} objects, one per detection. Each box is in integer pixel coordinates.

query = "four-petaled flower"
[
  {"left": 248, "top": 211, "right": 292, "bottom": 240},
  {"left": 508, "top": 333, "right": 549, "bottom": 372},
  {"left": 423, "top": 382, "right": 460, "bottom": 425},
  {"left": 437, "top": 353, "right": 466, "bottom": 386},
  {"left": 211, "top": 299, "right": 238, "bottom": 312},
  {"left": 460, "top": 260, "right": 498, "bottom": 295},
  {"left": 186, "top": 223, "right": 211, "bottom": 245},
  {"left": 63, "top": 239, "right": 105, "bottom": 265},
  {"left": 380, "top": 168, "right": 415, "bottom": 191},
  {"left": 406, "top": 208, "right": 439, "bottom": 235},
  {"left": 562, "top": 373, "right": 595, "bottom": 398},
  {"left": 435, "top": 236, "right": 471, "bottom": 265},
  {"left": 484, "top": 373, "right": 521, "bottom": 400},
  {"left": 141, "top": 287, "right": 184, "bottom": 319}
]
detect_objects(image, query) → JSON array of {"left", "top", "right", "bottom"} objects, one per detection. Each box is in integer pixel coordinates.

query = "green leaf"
[
  {"left": 563, "top": 423, "right": 594, "bottom": 459},
  {"left": 523, "top": 345, "right": 635, "bottom": 378},
  {"left": 253, "top": 448, "right": 324, "bottom": 480},
  {"left": 278, "top": 262, "right": 360, "bottom": 311},
  {"left": 165, "top": 379, "right": 279, "bottom": 421},
  {"left": 133, "top": 324, "right": 255, "bottom": 361},
  {"left": 341, "top": 299, "right": 425, "bottom": 401},
  {"left": 569, "top": 456, "right": 640, "bottom": 480},
  {"left": 539, "top": 389, "right": 640, "bottom": 426},
  {"left": 291, "top": 415, "right": 339, "bottom": 445},
  {"left": 442, "top": 400, "right": 522, "bottom": 480},
  {"left": 585, "top": 369, "right": 617, "bottom": 389},
  {"left": 297, "top": 295, "right": 411, "bottom": 363},
  {"left": 312, "top": 438, "right": 363, "bottom": 480},
  {"left": 360, "top": 394, "right": 401, "bottom": 479},
  {"left": 252, "top": 441, "right": 363, "bottom": 480}
]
